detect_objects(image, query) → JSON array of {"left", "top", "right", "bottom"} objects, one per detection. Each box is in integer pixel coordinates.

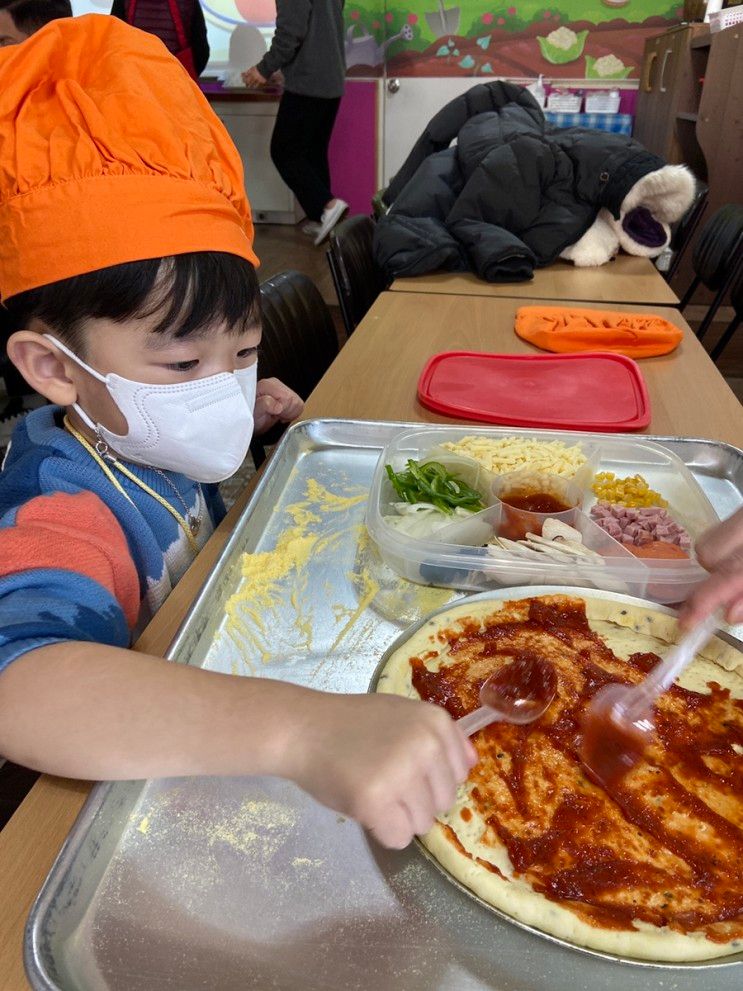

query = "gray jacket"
[{"left": 257, "top": 0, "right": 345, "bottom": 99}]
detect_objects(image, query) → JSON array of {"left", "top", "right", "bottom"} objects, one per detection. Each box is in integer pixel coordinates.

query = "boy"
[
  {"left": 0, "top": 0, "right": 71, "bottom": 47},
  {"left": 110, "top": 0, "right": 210, "bottom": 79},
  {"left": 242, "top": 0, "right": 348, "bottom": 245},
  {"left": 0, "top": 16, "right": 474, "bottom": 850}
]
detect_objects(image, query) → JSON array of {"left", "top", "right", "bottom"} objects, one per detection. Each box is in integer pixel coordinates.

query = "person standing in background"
[
  {"left": 242, "top": 0, "right": 347, "bottom": 246},
  {"left": 0, "top": 0, "right": 71, "bottom": 46},
  {"left": 111, "top": 0, "right": 210, "bottom": 79}
]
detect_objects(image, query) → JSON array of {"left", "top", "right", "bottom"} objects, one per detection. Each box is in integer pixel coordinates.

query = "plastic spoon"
[
  {"left": 458, "top": 656, "right": 557, "bottom": 736},
  {"left": 580, "top": 611, "right": 721, "bottom": 789}
]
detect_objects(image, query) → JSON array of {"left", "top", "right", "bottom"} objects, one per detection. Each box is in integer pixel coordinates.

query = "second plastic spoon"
[
  {"left": 580, "top": 611, "right": 720, "bottom": 789},
  {"left": 458, "top": 655, "right": 557, "bottom": 736}
]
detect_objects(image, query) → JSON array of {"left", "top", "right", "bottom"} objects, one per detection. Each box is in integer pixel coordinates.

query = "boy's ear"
[{"left": 6, "top": 331, "right": 79, "bottom": 406}]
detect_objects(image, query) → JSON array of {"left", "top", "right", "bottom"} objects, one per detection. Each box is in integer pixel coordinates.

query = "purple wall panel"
[{"left": 329, "top": 80, "right": 378, "bottom": 216}]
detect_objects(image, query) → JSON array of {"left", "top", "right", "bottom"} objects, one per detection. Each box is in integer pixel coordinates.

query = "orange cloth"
[
  {"left": 0, "top": 15, "right": 257, "bottom": 301},
  {"left": 515, "top": 306, "right": 683, "bottom": 359}
]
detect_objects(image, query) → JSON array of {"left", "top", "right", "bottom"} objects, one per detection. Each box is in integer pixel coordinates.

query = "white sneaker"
[
  {"left": 313, "top": 199, "right": 348, "bottom": 245},
  {"left": 301, "top": 221, "right": 322, "bottom": 237}
]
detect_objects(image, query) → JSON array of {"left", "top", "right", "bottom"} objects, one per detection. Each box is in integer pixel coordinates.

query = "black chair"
[
  {"left": 662, "top": 182, "right": 709, "bottom": 282},
  {"left": 710, "top": 262, "right": 743, "bottom": 363},
  {"left": 251, "top": 270, "right": 339, "bottom": 468},
  {"left": 679, "top": 204, "right": 743, "bottom": 342},
  {"left": 327, "top": 215, "right": 388, "bottom": 337}
]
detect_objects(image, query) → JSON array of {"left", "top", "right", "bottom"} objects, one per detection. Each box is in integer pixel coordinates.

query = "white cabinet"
[
  {"left": 382, "top": 77, "right": 484, "bottom": 185},
  {"left": 211, "top": 99, "right": 301, "bottom": 225}
]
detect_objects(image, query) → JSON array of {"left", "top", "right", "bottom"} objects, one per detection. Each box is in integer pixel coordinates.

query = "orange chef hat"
[
  {"left": 0, "top": 14, "right": 258, "bottom": 301},
  {"left": 515, "top": 306, "right": 683, "bottom": 360}
]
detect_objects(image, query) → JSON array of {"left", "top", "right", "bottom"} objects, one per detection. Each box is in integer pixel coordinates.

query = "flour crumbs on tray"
[
  {"left": 292, "top": 857, "right": 326, "bottom": 869},
  {"left": 208, "top": 799, "right": 297, "bottom": 859},
  {"left": 223, "top": 477, "right": 367, "bottom": 667},
  {"left": 220, "top": 476, "right": 456, "bottom": 678},
  {"left": 127, "top": 786, "right": 306, "bottom": 893}
]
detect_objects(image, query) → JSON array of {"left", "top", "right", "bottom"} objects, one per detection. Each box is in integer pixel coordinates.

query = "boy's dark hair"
[
  {"left": 0, "top": 0, "right": 72, "bottom": 34},
  {"left": 1, "top": 252, "right": 262, "bottom": 355}
]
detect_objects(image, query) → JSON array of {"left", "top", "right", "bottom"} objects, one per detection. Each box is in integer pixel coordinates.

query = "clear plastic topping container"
[{"left": 366, "top": 426, "right": 719, "bottom": 604}]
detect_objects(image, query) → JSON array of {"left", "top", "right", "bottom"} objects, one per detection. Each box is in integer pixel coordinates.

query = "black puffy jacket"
[{"left": 375, "top": 82, "right": 664, "bottom": 283}]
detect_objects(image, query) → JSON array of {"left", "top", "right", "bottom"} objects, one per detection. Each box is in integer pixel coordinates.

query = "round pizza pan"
[{"left": 368, "top": 585, "right": 743, "bottom": 970}]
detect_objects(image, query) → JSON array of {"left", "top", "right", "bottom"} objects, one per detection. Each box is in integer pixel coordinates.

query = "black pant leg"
[
  {"left": 309, "top": 97, "right": 341, "bottom": 199},
  {"left": 270, "top": 91, "right": 340, "bottom": 221}
]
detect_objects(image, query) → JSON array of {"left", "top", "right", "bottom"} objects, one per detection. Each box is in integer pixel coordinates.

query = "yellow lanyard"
[{"left": 63, "top": 415, "right": 201, "bottom": 556}]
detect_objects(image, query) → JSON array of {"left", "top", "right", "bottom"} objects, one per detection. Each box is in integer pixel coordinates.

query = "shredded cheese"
[{"left": 441, "top": 436, "right": 587, "bottom": 478}]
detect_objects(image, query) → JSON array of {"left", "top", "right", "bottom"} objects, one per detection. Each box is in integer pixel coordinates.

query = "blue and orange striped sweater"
[{"left": 0, "top": 406, "right": 226, "bottom": 671}]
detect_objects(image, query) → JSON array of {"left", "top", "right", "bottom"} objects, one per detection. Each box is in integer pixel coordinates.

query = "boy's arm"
[
  {"left": 0, "top": 640, "right": 475, "bottom": 849},
  {"left": 0, "top": 491, "right": 475, "bottom": 848},
  {"left": 255, "top": 0, "right": 311, "bottom": 79}
]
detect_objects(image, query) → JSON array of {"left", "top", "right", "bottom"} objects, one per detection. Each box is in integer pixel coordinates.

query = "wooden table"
[
  {"left": 0, "top": 292, "right": 740, "bottom": 990},
  {"left": 304, "top": 292, "right": 742, "bottom": 446},
  {"left": 391, "top": 256, "right": 680, "bottom": 306}
]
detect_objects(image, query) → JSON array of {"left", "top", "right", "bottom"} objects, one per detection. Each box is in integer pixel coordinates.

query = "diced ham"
[{"left": 588, "top": 499, "right": 693, "bottom": 556}]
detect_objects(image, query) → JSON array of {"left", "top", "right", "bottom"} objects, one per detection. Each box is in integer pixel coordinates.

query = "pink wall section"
[{"left": 329, "top": 81, "right": 378, "bottom": 216}]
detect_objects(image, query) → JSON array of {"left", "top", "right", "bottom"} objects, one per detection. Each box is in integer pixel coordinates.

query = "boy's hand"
[
  {"left": 254, "top": 377, "right": 304, "bottom": 436},
  {"left": 680, "top": 506, "right": 743, "bottom": 628},
  {"left": 286, "top": 693, "right": 477, "bottom": 849},
  {"left": 242, "top": 66, "right": 267, "bottom": 88}
]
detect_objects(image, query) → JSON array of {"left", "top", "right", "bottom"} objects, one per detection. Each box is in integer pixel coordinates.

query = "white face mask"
[{"left": 45, "top": 335, "right": 257, "bottom": 483}]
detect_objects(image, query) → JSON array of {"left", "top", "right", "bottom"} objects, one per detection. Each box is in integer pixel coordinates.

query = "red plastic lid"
[{"left": 417, "top": 351, "right": 651, "bottom": 431}]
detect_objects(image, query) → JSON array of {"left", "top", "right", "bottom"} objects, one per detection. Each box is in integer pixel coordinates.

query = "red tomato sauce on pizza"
[{"left": 410, "top": 598, "right": 743, "bottom": 942}]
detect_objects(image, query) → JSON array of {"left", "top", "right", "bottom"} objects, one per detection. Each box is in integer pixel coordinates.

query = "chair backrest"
[
  {"left": 691, "top": 204, "right": 743, "bottom": 291},
  {"left": 258, "top": 270, "right": 339, "bottom": 401},
  {"left": 327, "top": 215, "right": 387, "bottom": 336},
  {"left": 664, "top": 183, "right": 708, "bottom": 281},
  {"left": 732, "top": 258, "right": 743, "bottom": 319},
  {"left": 709, "top": 258, "right": 743, "bottom": 362},
  {"left": 670, "top": 183, "right": 709, "bottom": 253},
  {"left": 250, "top": 270, "right": 339, "bottom": 467}
]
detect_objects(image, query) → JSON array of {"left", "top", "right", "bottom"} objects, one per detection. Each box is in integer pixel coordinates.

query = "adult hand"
[
  {"left": 242, "top": 65, "right": 267, "bottom": 88},
  {"left": 679, "top": 506, "right": 743, "bottom": 628},
  {"left": 286, "top": 692, "right": 477, "bottom": 849},
  {"left": 253, "top": 377, "right": 304, "bottom": 435}
]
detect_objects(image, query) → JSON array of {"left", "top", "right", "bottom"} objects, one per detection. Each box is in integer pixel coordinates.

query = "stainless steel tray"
[
  {"left": 25, "top": 420, "right": 743, "bottom": 991},
  {"left": 370, "top": 585, "right": 743, "bottom": 971}
]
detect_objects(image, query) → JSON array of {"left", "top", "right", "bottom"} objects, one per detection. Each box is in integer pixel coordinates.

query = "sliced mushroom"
[{"left": 542, "top": 518, "right": 583, "bottom": 543}]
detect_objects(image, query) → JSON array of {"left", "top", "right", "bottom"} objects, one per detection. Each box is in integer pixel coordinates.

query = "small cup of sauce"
[{"left": 495, "top": 471, "right": 581, "bottom": 541}]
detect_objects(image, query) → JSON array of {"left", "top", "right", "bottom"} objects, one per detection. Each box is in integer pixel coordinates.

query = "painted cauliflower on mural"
[{"left": 537, "top": 26, "right": 588, "bottom": 64}]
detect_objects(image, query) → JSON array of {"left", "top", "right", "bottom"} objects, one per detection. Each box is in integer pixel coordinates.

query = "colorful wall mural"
[
  {"left": 73, "top": 0, "right": 680, "bottom": 79},
  {"left": 346, "top": 0, "right": 682, "bottom": 79}
]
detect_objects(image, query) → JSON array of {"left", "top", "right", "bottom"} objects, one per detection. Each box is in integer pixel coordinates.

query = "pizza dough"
[{"left": 376, "top": 594, "right": 743, "bottom": 962}]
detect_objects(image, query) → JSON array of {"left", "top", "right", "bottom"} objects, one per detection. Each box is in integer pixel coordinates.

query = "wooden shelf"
[
  {"left": 677, "top": 111, "right": 699, "bottom": 121},
  {"left": 691, "top": 30, "right": 712, "bottom": 50}
]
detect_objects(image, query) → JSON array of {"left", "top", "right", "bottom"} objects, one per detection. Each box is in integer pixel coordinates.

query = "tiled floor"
[{"left": 253, "top": 221, "right": 337, "bottom": 305}]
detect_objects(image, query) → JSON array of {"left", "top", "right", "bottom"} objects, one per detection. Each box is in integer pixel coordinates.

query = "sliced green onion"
[{"left": 384, "top": 460, "right": 485, "bottom": 514}]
